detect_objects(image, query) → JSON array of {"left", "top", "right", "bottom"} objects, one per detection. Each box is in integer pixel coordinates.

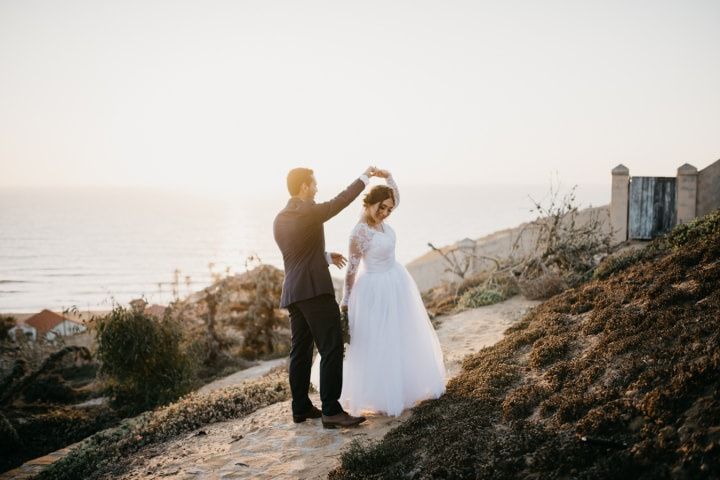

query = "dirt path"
[
  {"left": 198, "top": 358, "right": 287, "bottom": 395},
  {"left": 118, "top": 296, "right": 539, "bottom": 480}
]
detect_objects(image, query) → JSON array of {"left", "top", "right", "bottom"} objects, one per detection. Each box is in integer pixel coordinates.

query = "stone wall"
[
  {"left": 697, "top": 159, "right": 720, "bottom": 217},
  {"left": 406, "top": 206, "right": 611, "bottom": 293}
]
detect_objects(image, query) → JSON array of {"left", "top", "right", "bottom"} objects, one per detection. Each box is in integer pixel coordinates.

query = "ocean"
[{"left": 0, "top": 183, "right": 609, "bottom": 312}]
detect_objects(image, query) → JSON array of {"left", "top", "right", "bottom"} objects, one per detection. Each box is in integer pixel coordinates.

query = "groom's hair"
[{"left": 287, "top": 168, "right": 314, "bottom": 196}]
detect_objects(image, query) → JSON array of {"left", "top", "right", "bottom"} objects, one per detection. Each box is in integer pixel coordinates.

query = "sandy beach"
[{"left": 116, "top": 296, "right": 539, "bottom": 480}]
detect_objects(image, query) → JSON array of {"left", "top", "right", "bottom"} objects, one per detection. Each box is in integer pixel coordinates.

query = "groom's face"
[{"left": 303, "top": 175, "right": 318, "bottom": 201}]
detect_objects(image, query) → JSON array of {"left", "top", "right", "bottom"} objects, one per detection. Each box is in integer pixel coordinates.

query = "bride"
[{"left": 312, "top": 170, "right": 446, "bottom": 417}]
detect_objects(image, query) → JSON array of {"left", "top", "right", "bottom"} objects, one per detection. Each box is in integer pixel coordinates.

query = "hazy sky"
[{"left": 1, "top": 0, "right": 719, "bottom": 196}]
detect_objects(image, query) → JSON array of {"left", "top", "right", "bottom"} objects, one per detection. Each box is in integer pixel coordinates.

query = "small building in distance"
[
  {"left": 24, "top": 309, "right": 86, "bottom": 340},
  {"left": 8, "top": 322, "right": 37, "bottom": 341}
]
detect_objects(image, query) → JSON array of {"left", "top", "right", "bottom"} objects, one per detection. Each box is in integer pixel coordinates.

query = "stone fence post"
[
  {"left": 610, "top": 164, "right": 629, "bottom": 244},
  {"left": 676, "top": 163, "right": 698, "bottom": 225},
  {"left": 457, "top": 237, "right": 477, "bottom": 279}
]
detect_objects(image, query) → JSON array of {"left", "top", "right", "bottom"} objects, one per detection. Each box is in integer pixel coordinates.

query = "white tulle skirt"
[{"left": 311, "top": 261, "right": 446, "bottom": 417}]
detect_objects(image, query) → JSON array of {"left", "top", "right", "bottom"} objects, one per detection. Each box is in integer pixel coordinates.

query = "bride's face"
[{"left": 368, "top": 198, "right": 395, "bottom": 224}]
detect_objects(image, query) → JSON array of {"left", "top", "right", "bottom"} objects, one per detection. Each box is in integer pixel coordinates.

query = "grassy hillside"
[{"left": 331, "top": 210, "right": 720, "bottom": 479}]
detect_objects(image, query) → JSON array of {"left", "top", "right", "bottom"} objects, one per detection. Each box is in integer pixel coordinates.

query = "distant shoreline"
[
  {"left": 3, "top": 310, "right": 110, "bottom": 323},
  {"left": 0, "top": 183, "right": 610, "bottom": 314},
  {"left": 1, "top": 202, "right": 612, "bottom": 317}
]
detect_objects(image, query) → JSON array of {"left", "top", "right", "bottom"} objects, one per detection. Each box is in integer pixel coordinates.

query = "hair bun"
[{"left": 363, "top": 185, "right": 395, "bottom": 208}]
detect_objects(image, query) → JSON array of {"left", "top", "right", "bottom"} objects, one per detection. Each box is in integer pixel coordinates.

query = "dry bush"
[
  {"left": 167, "top": 264, "right": 289, "bottom": 365},
  {"left": 512, "top": 183, "right": 613, "bottom": 300},
  {"left": 517, "top": 267, "right": 567, "bottom": 300},
  {"left": 424, "top": 183, "right": 611, "bottom": 316},
  {"left": 424, "top": 265, "right": 520, "bottom": 317}
]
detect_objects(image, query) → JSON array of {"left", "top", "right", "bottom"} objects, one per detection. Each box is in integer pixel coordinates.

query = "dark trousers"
[{"left": 286, "top": 294, "right": 344, "bottom": 416}]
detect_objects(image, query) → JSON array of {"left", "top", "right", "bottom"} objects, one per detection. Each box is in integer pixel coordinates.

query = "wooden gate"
[{"left": 628, "top": 177, "right": 676, "bottom": 240}]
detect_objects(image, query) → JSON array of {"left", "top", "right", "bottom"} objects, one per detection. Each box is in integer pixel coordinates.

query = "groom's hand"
[{"left": 330, "top": 252, "right": 347, "bottom": 269}]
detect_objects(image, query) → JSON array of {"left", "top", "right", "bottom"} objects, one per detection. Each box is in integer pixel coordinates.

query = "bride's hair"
[{"left": 363, "top": 185, "right": 395, "bottom": 208}]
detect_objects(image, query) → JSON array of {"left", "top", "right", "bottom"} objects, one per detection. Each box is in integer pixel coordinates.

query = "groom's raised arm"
[{"left": 308, "top": 174, "right": 369, "bottom": 224}]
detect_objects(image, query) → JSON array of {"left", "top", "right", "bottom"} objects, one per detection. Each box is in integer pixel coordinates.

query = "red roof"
[{"left": 24, "top": 309, "right": 69, "bottom": 334}]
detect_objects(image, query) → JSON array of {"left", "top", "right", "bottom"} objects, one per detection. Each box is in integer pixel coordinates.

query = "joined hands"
[{"left": 364, "top": 166, "right": 391, "bottom": 179}]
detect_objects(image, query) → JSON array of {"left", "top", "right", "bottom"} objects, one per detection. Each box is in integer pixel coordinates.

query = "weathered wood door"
[{"left": 628, "top": 177, "right": 676, "bottom": 240}]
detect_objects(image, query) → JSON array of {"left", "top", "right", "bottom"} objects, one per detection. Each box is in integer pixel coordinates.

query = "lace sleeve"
[
  {"left": 387, "top": 174, "right": 400, "bottom": 209},
  {"left": 341, "top": 223, "right": 373, "bottom": 307}
]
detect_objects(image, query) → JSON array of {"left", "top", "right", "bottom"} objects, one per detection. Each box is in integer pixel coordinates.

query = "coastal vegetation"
[
  {"left": 425, "top": 185, "right": 613, "bottom": 318},
  {"left": 0, "top": 264, "right": 289, "bottom": 474},
  {"left": 331, "top": 209, "right": 720, "bottom": 479},
  {"left": 36, "top": 368, "right": 289, "bottom": 480},
  {"left": 0, "top": 335, "right": 115, "bottom": 473},
  {"left": 94, "top": 306, "right": 194, "bottom": 414},
  {"left": 0, "top": 315, "right": 15, "bottom": 341}
]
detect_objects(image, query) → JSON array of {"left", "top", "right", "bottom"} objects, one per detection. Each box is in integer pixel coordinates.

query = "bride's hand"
[
  {"left": 375, "top": 169, "right": 390, "bottom": 178},
  {"left": 363, "top": 166, "right": 378, "bottom": 177}
]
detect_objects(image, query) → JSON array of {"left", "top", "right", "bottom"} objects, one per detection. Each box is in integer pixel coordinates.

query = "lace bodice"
[{"left": 341, "top": 175, "right": 400, "bottom": 306}]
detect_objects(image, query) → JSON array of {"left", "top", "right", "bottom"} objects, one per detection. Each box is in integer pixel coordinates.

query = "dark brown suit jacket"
[{"left": 273, "top": 179, "right": 365, "bottom": 308}]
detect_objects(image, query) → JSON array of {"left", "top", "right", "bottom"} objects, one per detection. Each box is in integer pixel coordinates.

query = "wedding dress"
[{"left": 311, "top": 176, "right": 446, "bottom": 417}]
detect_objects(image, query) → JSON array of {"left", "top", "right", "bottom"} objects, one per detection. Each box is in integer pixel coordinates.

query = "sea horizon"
[{"left": 0, "top": 182, "right": 609, "bottom": 313}]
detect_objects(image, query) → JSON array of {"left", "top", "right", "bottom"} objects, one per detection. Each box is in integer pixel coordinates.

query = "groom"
[{"left": 274, "top": 166, "right": 378, "bottom": 428}]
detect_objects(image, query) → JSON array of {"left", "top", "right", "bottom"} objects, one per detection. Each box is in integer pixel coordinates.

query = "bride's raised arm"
[
  {"left": 341, "top": 223, "right": 373, "bottom": 308},
  {"left": 387, "top": 172, "right": 399, "bottom": 209}
]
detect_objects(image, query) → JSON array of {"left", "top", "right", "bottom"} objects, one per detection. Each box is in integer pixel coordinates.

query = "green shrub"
[
  {"left": 459, "top": 288, "right": 505, "bottom": 309},
  {"left": 594, "top": 209, "right": 720, "bottom": 281},
  {"left": 58, "top": 363, "right": 98, "bottom": 382},
  {"left": 0, "top": 412, "right": 21, "bottom": 472},
  {"left": 22, "top": 374, "right": 76, "bottom": 404},
  {"left": 0, "top": 315, "right": 15, "bottom": 341},
  {"left": 666, "top": 208, "right": 720, "bottom": 248},
  {"left": 94, "top": 306, "right": 194, "bottom": 413},
  {"left": 235, "top": 265, "right": 287, "bottom": 359},
  {"left": 0, "top": 411, "right": 19, "bottom": 451}
]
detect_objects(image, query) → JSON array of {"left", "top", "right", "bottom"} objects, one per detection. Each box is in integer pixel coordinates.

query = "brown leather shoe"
[
  {"left": 293, "top": 405, "right": 322, "bottom": 423},
  {"left": 321, "top": 411, "right": 367, "bottom": 429}
]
